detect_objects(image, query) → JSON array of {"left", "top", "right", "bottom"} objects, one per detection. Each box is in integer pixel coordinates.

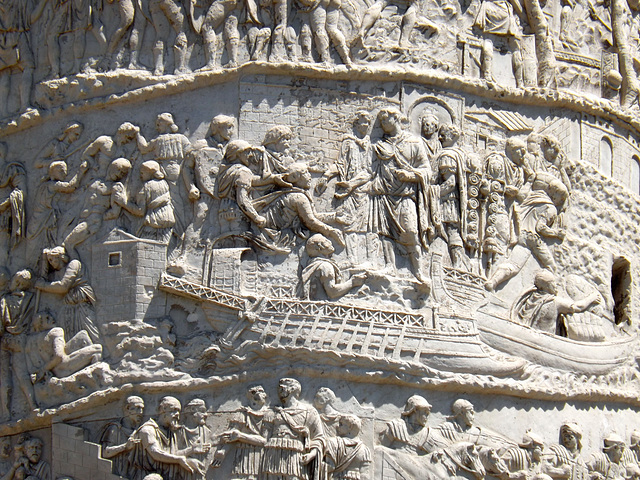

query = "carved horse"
[{"left": 376, "top": 441, "right": 487, "bottom": 480}]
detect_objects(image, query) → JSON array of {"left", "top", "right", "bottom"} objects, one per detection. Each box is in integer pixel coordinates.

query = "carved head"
[
  {"left": 526, "top": 133, "right": 543, "bottom": 155},
  {"left": 115, "top": 122, "right": 139, "bottom": 144},
  {"left": 603, "top": 433, "right": 625, "bottom": 463},
  {"left": 313, "top": 387, "right": 336, "bottom": 409},
  {"left": 143, "top": 475, "right": 164, "bottom": 480},
  {"left": 630, "top": 431, "right": 640, "bottom": 450},
  {"left": 337, "top": 414, "right": 362, "bottom": 438},
  {"left": 285, "top": 162, "right": 312, "bottom": 190},
  {"left": 540, "top": 135, "right": 562, "bottom": 163},
  {"left": 353, "top": 110, "right": 372, "bottom": 137},
  {"left": 438, "top": 123, "right": 461, "bottom": 148},
  {"left": 210, "top": 115, "right": 236, "bottom": 142},
  {"left": 140, "top": 160, "right": 164, "bottom": 181},
  {"left": 44, "top": 246, "right": 69, "bottom": 270},
  {"left": 452, "top": 399, "right": 475, "bottom": 427},
  {"left": 108, "top": 158, "right": 132, "bottom": 182},
  {"left": 156, "top": 113, "right": 179, "bottom": 134},
  {"left": 0, "top": 437, "right": 10, "bottom": 460},
  {"left": 247, "top": 385, "right": 267, "bottom": 406},
  {"left": 49, "top": 161, "right": 68, "bottom": 181},
  {"left": 278, "top": 378, "right": 301, "bottom": 402},
  {"left": 32, "top": 311, "right": 56, "bottom": 332},
  {"left": 24, "top": 437, "right": 43, "bottom": 464},
  {"left": 402, "top": 395, "right": 432, "bottom": 427},
  {"left": 505, "top": 138, "right": 526, "bottom": 165},
  {"left": 62, "top": 122, "right": 83, "bottom": 143},
  {"left": 378, "top": 108, "right": 405, "bottom": 135},
  {"left": 519, "top": 431, "right": 545, "bottom": 461},
  {"left": 421, "top": 112, "right": 439, "bottom": 137},
  {"left": 534, "top": 270, "right": 558, "bottom": 295},
  {"left": 184, "top": 398, "right": 208, "bottom": 426},
  {"left": 560, "top": 423, "right": 582, "bottom": 451},
  {"left": 224, "top": 139, "right": 252, "bottom": 166},
  {"left": 306, "top": 234, "right": 335, "bottom": 258},
  {"left": 263, "top": 125, "right": 293, "bottom": 153},
  {"left": 124, "top": 396, "right": 145, "bottom": 425},
  {"left": 10, "top": 269, "right": 32, "bottom": 292},
  {"left": 157, "top": 396, "right": 182, "bottom": 431}
]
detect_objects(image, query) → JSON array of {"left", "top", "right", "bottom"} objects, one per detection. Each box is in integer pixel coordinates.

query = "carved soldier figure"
[
  {"left": 24, "top": 310, "right": 103, "bottom": 386},
  {"left": 182, "top": 114, "right": 236, "bottom": 249},
  {"left": 326, "top": 414, "right": 372, "bottom": 480},
  {"left": 472, "top": 0, "right": 524, "bottom": 84},
  {"left": 299, "top": 233, "right": 367, "bottom": 300},
  {"left": 148, "top": 0, "right": 190, "bottom": 75},
  {"left": 297, "top": 0, "right": 352, "bottom": 65},
  {"left": 317, "top": 110, "right": 373, "bottom": 265},
  {"left": 252, "top": 162, "right": 345, "bottom": 249},
  {"left": 261, "top": 378, "right": 325, "bottom": 479},
  {"left": 133, "top": 396, "right": 203, "bottom": 478},
  {"left": 182, "top": 398, "right": 213, "bottom": 480},
  {"left": 0, "top": 0, "right": 47, "bottom": 116},
  {"left": 102, "top": 0, "right": 147, "bottom": 70},
  {"left": 7, "top": 436, "right": 50, "bottom": 480},
  {"left": 510, "top": 270, "right": 600, "bottom": 335},
  {"left": 485, "top": 173, "right": 568, "bottom": 291},
  {"left": 544, "top": 423, "right": 589, "bottom": 480},
  {"left": 420, "top": 112, "right": 441, "bottom": 171},
  {"left": 0, "top": 269, "right": 37, "bottom": 420},
  {"left": 314, "top": 387, "right": 341, "bottom": 437},
  {"left": 27, "top": 160, "right": 89, "bottom": 262},
  {"left": 370, "top": 107, "right": 431, "bottom": 285},
  {"left": 35, "top": 122, "right": 85, "bottom": 171},
  {"left": 114, "top": 160, "right": 176, "bottom": 243},
  {"left": 433, "top": 124, "right": 471, "bottom": 272},
  {"left": 188, "top": 0, "right": 241, "bottom": 69},
  {"left": 501, "top": 431, "right": 546, "bottom": 479},
  {"left": 36, "top": 246, "right": 100, "bottom": 342},
  {"left": 261, "top": 125, "right": 295, "bottom": 181},
  {"left": 215, "top": 139, "right": 279, "bottom": 235},
  {"left": 43, "top": 0, "right": 107, "bottom": 77},
  {"left": 137, "top": 113, "right": 192, "bottom": 235},
  {"left": 588, "top": 434, "right": 630, "bottom": 480},
  {"left": 0, "top": 151, "right": 27, "bottom": 260},
  {"left": 99, "top": 395, "right": 146, "bottom": 478},
  {"left": 62, "top": 157, "right": 132, "bottom": 253},
  {"left": 379, "top": 395, "right": 433, "bottom": 455},
  {"left": 219, "top": 385, "right": 270, "bottom": 479}
]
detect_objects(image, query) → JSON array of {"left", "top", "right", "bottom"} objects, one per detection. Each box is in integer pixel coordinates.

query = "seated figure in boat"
[
  {"left": 485, "top": 172, "right": 568, "bottom": 292},
  {"left": 429, "top": 399, "right": 516, "bottom": 453},
  {"left": 378, "top": 395, "right": 433, "bottom": 455},
  {"left": 544, "top": 423, "right": 589, "bottom": 480},
  {"left": 298, "top": 233, "right": 368, "bottom": 300},
  {"left": 251, "top": 162, "right": 345, "bottom": 250},
  {"left": 500, "top": 431, "right": 547, "bottom": 480},
  {"left": 588, "top": 434, "right": 638, "bottom": 480},
  {"left": 510, "top": 270, "right": 600, "bottom": 335}
]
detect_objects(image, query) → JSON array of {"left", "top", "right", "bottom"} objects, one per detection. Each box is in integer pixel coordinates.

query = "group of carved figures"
[
  {"left": 2, "top": 380, "right": 640, "bottom": 480},
  {"left": 3, "top": 0, "right": 640, "bottom": 116}
]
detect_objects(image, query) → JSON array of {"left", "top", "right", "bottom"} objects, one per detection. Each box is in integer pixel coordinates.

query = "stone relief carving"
[{"left": 2, "top": 0, "right": 640, "bottom": 477}]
